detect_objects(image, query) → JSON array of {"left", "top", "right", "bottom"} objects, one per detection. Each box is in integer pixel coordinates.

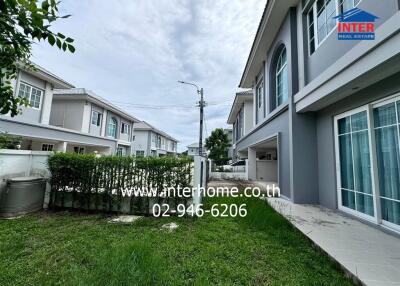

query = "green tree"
[
  {"left": 205, "top": 128, "right": 231, "bottom": 166},
  {"left": 0, "top": 133, "right": 22, "bottom": 149},
  {"left": 0, "top": 0, "right": 75, "bottom": 116}
]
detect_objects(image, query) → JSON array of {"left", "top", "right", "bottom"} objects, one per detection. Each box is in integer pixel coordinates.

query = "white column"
[
  {"left": 100, "top": 109, "right": 108, "bottom": 137},
  {"left": 248, "top": 147, "right": 257, "bottom": 180},
  {"left": 40, "top": 82, "right": 53, "bottom": 124}
]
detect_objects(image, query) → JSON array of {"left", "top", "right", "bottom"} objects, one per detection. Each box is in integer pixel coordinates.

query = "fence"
[
  {"left": 208, "top": 160, "right": 248, "bottom": 180},
  {"left": 48, "top": 153, "right": 194, "bottom": 216}
]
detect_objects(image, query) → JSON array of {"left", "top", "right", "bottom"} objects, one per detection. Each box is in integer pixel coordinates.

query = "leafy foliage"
[
  {"left": 0, "top": 133, "right": 22, "bottom": 149},
  {"left": 47, "top": 153, "right": 193, "bottom": 215},
  {"left": 205, "top": 128, "right": 231, "bottom": 166},
  {"left": 0, "top": 0, "right": 74, "bottom": 116}
]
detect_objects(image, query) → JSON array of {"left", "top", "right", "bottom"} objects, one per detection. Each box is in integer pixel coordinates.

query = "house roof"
[
  {"left": 227, "top": 90, "right": 253, "bottom": 124},
  {"left": 134, "top": 121, "right": 178, "bottom": 142},
  {"left": 21, "top": 62, "right": 75, "bottom": 89},
  {"left": 239, "top": 0, "right": 300, "bottom": 88},
  {"left": 334, "top": 8, "right": 379, "bottom": 23},
  {"left": 53, "top": 88, "right": 140, "bottom": 123}
]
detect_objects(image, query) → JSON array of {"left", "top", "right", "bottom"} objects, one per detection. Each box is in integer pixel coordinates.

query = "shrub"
[{"left": 48, "top": 153, "right": 193, "bottom": 215}]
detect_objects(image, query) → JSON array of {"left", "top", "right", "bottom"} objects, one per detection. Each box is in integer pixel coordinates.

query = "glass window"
[
  {"left": 374, "top": 101, "right": 400, "bottom": 226},
  {"left": 315, "top": 0, "right": 337, "bottom": 45},
  {"left": 276, "top": 47, "right": 288, "bottom": 107},
  {"left": 337, "top": 111, "right": 374, "bottom": 216},
  {"left": 257, "top": 80, "right": 263, "bottom": 109},
  {"left": 74, "top": 147, "right": 85, "bottom": 154},
  {"left": 18, "top": 82, "right": 42, "bottom": 109},
  {"left": 338, "top": 0, "right": 360, "bottom": 14},
  {"left": 91, "top": 111, "right": 102, "bottom": 126},
  {"left": 121, "top": 123, "right": 130, "bottom": 134},
  {"left": 308, "top": 8, "right": 316, "bottom": 54},
  {"left": 107, "top": 118, "right": 118, "bottom": 138},
  {"left": 136, "top": 150, "right": 145, "bottom": 157},
  {"left": 42, "top": 144, "right": 54, "bottom": 151}
]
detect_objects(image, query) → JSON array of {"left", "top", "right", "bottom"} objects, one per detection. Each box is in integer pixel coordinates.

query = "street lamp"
[{"left": 178, "top": 81, "right": 205, "bottom": 157}]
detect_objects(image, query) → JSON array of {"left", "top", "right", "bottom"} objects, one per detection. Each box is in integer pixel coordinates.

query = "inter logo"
[{"left": 335, "top": 8, "right": 379, "bottom": 40}]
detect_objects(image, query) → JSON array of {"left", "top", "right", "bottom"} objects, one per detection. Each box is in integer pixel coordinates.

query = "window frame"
[
  {"left": 334, "top": 93, "right": 400, "bottom": 234},
  {"left": 307, "top": 0, "right": 363, "bottom": 55},
  {"left": 91, "top": 110, "right": 102, "bottom": 126},
  {"left": 121, "top": 122, "right": 130, "bottom": 135},
  {"left": 107, "top": 117, "right": 118, "bottom": 138},
  {"left": 18, "top": 82, "right": 43, "bottom": 110},
  {"left": 41, "top": 143, "right": 54, "bottom": 151},
  {"left": 275, "top": 47, "right": 288, "bottom": 107}
]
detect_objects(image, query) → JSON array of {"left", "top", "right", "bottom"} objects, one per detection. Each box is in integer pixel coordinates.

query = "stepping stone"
[
  {"left": 108, "top": 215, "right": 142, "bottom": 224},
  {"left": 161, "top": 222, "right": 179, "bottom": 232}
]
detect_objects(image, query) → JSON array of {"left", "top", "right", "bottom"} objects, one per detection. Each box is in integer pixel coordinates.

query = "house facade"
[
  {"left": 187, "top": 143, "right": 207, "bottom": 157},
  {"left": 0, "top": 66, "right": 117, "bottom": 155},
  {"left": 132, "top": 121, "right": 178, "bottom": 157},
  {"left": 229, "top": 0, "right": 400, "bottom": 233},
  {"left": 0, "top": 66, "right": 144, "bottom": 156},
  {"left": 50, "top": 88, "right": 139, "bottom": 156}
]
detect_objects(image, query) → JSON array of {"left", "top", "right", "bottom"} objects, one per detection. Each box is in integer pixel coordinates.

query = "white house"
[
  {"left": 50, "top": 88, "right": 140, "bottom": 156},
  {"left": 187, "top": 142, "right": 207, "bottom": 157},
  {"left": 132, "top": 121, "right": 178, "bottom": 157},
  {"left": 0, "top": 65, "right": 119, "bottom": 155}
]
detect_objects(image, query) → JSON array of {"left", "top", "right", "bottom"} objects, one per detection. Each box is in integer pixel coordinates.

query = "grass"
[{"left": 0, "top": 195, "right": 355, "bottom": 286}]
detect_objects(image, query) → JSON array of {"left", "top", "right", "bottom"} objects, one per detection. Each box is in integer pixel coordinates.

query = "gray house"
[
  {"left": 132, "top": 121, "right": 178, "bottom": 157},
  {"left": 229, "top": 0, "right": 400, "bottom": 233},
  {"left": 0, "top": 65, "right": 139, "bottom": 155}
]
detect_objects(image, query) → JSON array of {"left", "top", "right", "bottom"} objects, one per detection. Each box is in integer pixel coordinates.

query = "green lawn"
[{"left": 0, "top": 196, "right": 354, "bottom": 286}]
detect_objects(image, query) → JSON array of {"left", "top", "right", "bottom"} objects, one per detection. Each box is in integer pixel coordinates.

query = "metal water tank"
[{"left": 0, "top": 177, "right": 46, "bottom": 217}]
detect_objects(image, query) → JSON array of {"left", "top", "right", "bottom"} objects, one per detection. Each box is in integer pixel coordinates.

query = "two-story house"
[
  {"left": 0, "top": 65, "right": 121, "bottom": 155},
  {"left": 50, "top": 88, "right": 140, "bottom": 156},
  {"left": 186, "top": 143, "right": 207, "bottom": 157},
  {"left": 229, "top": 0, "right": 400, "bottom": 233},
  {"left": 132, "top": 121, "right": 178, "bottom": 157}
]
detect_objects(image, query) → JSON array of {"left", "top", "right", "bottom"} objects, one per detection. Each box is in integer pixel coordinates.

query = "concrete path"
[
  {"left": 267, "top": 197, "right": 400, "bottom": 286},
  {"left": 208, "top": 180, "right": 400, "bottom": 286}
]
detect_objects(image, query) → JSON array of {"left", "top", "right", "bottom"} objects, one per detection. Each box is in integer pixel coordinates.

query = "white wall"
[
  {"left": 132, "top": 130, "right": 149, "bottom": 156},
  {"left": 0, "top": 150, "right": 52, "bottom": 206},
  {"left": 49, "top": 99, "right": 85, "bottom": 131},
  {"left": 244, "top": 100, "right": 254, "bottom": 135},
  {"left": 256, "top": 160, "right": 277, "bottom": 182}
]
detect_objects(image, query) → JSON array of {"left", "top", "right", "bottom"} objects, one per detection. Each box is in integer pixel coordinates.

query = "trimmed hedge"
[{"left": 48, "top": 153, "right": 193, "bottom": 215}]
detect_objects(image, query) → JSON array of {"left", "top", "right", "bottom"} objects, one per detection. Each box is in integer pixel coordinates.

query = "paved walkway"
[
  {"left": 208, "top": 180, "right": 400, "bottom": 286},
  {"left": 267, "top": 197, "right": 400, "bottom": 286}
]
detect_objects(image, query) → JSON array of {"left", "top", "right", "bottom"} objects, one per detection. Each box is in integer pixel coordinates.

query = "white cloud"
[{"left": 32, "top": 0, "right": 265, "bottom": 151}]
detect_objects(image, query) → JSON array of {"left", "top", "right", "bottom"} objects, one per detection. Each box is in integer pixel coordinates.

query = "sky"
[{"left": 31, "top": 0, "right": 265, "bottom": 152}]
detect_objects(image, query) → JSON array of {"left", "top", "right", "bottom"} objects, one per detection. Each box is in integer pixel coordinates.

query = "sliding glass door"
[
  {"left": 336, "top": 110, "right": 375, "bottom": 218},
  {"left": 335, "top": 96, "right": 400, "bottom": 232},
  {"left": 373, "top": 101, "right": 400, "bottom": 227}
]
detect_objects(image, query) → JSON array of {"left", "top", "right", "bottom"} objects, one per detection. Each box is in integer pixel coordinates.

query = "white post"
[
  {"left": 248, "top": 147, "right": 257, "bottom": 180},
  {"left": 245, "top": 159, "right": 249, "bottom": 180}
]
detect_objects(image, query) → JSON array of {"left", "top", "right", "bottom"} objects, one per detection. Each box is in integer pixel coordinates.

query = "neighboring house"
[
  {"left": 0, "top": 65, "right": 141, "bottom": 156},
  {"left": 187, "top": 143, "right": 207, "bottom": 157},
  {"left": 229, "top": 0, "right": 400, "bottom": 233},
  {"left": 50, "top": 88, "right": 140, "bottom": 156},
  {"left": 132, "top": 121, "right": 178, "bottom": 157},
  {"left": 227, "top": 90, "right": 254, "bottom": 162}
]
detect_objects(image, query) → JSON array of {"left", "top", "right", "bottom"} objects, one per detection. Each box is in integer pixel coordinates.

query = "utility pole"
[
  {"left": 198, "top": 88, "right": 205, "bottom": 157},
  {"left": 178, "top": 81, "right": 206, "bottom": 156}
]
